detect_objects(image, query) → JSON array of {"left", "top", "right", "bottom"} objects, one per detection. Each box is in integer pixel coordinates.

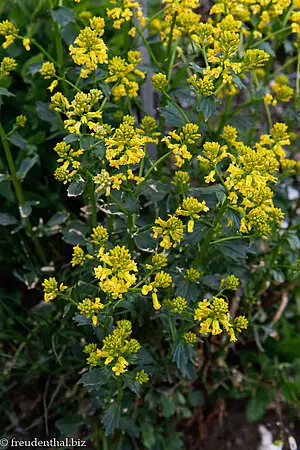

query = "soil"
[{"left": 182, "top": 400, "right": 300, "bottom": 450}]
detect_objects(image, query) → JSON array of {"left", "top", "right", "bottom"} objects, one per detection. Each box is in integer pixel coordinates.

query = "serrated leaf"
[
  {"left": 134, "top": 231, "right": 156, "bottom": 252},
  {"left": 196, "top": 96, "right": 216, "bottom": 121},
  {"left": 175, "top": 278, "right": 201, "bottom": 302},
  {"left": 73, "top": 314, "right": 90, "bottom": 326},
  {"left": 215, "top": 240, "right": 253, "bottom": 261},
  {"left": 37, "top": 101, "right": 58, "bottom": 123},
  {"left": 119, "top": 417, "right": 140, "bottom": 438},
  {"left": 141, "top": 423, "right": 156, "bottom": 450},
  {"left": 189, "top": 62, "right": 204, "bottom": 73},
  {"left": 102, "top": 403, "right": 120, "bottom": 436},
  {"left": 171, "top": 341, "right": 196, "bottom": 379},
  {"left": 17, "top": 155, "right": 38, "bottom": 180},
  {"left": 257, "top": 42, "right": 276, "bottom": 57},
  {"left": 0, "top": 88, "right": 14, "bottom": 97},
  {"left": 159, "top": 101, "right": 188, "bottom": 127},
  {"left": 124, "top": 379, "right": 141, "bottom": 397},
  {"left": 62, "top": 229, "right": 86, "bottom": 245},
  {"left": 78, "top": 368, "right": 110, "bottom": 388},
  {"left": 50, "top": 6, "right": 75, "bottom": 27},
  {"left": 183, "top": 220, "right": 209, "bottom": 244},
  {"left": 0, "top": 213, "right": 18, "bottom": 226},
  {"left": 67, "top": 180, "right": 85, "bottom": 197},
  {"left": 231, "top": 75, "right": 246, "bottom": 90}
]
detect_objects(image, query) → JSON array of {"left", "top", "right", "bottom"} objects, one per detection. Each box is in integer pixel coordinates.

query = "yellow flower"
[
  {"left": 0, "top": 20, "right": 19, "bottom": 48},
  {"left": 184, "top": 268, "right": 201, "bottom": 282},
  {"left": 151, "top": 73, "right": 168, "bottom": 91},
  {"left": 145, "top": 252, "right": 168, "bottom": 271},
  {"left": 163, "top": 123, "right": 201, "bottom": 167},
  {"left": 69, "top": 18, "right": 108, "bottom": 71},
  {"left": 71, "top": 245, "right": 93, "bottom": 267},
  {"left": 176, "top": 197, "right": 209, "bottom": 232},
  {"left": 90, "top": 225, "right": 109, "bottom": 246},
  {"left": 78, "top": 297, "right": 105, "bottom": 319},
  {"left": 182, "top": 331, "right": 198, "bottom": 345},
  {"left": 152, "top": 215, "right": 185, "bottom": 248},
  {"left": 220, "top": 274, "right": 239, "bottom": 290},
  {"left": 164, "top": 296, "right": 187, "bottom": 314},
  {"left": 142, "top": 271, "right": 173, "bottom": 310},
  {"left": 23, "top": 38, "right": 30, "bottom": 51},
  {"left": 135, "top": 370, "right": 149, "bottom": 384},
  {"left": 94, "top": 246, "right": 137, "bottom": 298},
  {"left": 42, "top": 277, "right": 67, "bottom": 302},
  {"left": 40, "top": 61, "right": 56, "bottom": 79},
  {"left": 0, "top": 57, "right": 17, "bottom": 76},
  {"left": 16, "top": 115, "right": 27, "bottom": 128}
]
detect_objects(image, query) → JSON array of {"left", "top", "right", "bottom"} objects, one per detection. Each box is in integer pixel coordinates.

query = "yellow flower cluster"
[
  {"left": 210, "top": 0, "right": 290, "bottom": 36},
  {"left": 135, "top": 370, "right": 149, "bottom": 384},
  {"left": 184, "top": 268, "right": 201, "bottom": 282},
  {"left": 152, "top": 215, "right": 185, "bottom": 249},
  {"left": 42, "top": 277, "right": 67, "bottom": 302},
  {"left": 90, "top": 225, "right": 109, "bottom": 246},
  {"left": 182, "top": 331, "right": 198, "bottom": 345},
  {"left": 69, "top": 17, "right": 108, "bottom": 77},
  {"left": 220, "top": 274, "right": 240, "bottom": 291},
  {"left": 194, "top": 297, "right": 248, "bottom": 342},
  {"left": 78, "top": 297, "right": 105, "bottom": 325},
  {"left": 176, "top": 197, "right": 209, "bottom": 232},
  {"left": 71, "top": 245, "right": 93, "bottom": 267},
  {"left": 162, "top": 123, "right": 201, "bottom": 167},
  {"left": 0, "top": 20, "right": 19, "bottom": 48},
  {"left": 84, "top": 320, "right": 141, "bottom": 375},
  {"left": 163, "top": 296, "right": 187, "bottom": 314},
  {"left": 53, "top": 141, "right": 83, "bottom": 183},
  {"left": 51, "top": 89, "right": 103, "bottom": 135},
  {"left": 145, "top": 252, "right": 168, "bottom": 271},
  {"left": 270, "top": 75, "right": 294, "bottom": 103},
  {"left": 220, "top": 124, "right": 289, "bottom": 237},
  {"left": 94, "top": 245, "right": 137, "bottom": 299},
  {"left": 107, "top": 0, "right": 146, "bottom": 35},
  {"left": 141, "top": 271, "right": 173, "bottom": 310},
  {"left": 160, "top": 0, "right": 200, "bottom": 42},
  {"left": 16, "top": 115, "right": 27, "bottom": 128},
  {"left": 93, "top": 169, "right": 127, "bottom": 196},
  {"left": 105, "top": 115, "right": 151, "bottom": 168},
  {"left": 172, "top": 171, "right": 190, "bottom": 190},
  {"left": 105, "top": 51, "right": 145, "bottom": 100},
  {"left": 151, "top": 73, "right": 168, "bottom": 92},
  {"left": 0, "top": 57, "right": 17, "bottom": 76}
]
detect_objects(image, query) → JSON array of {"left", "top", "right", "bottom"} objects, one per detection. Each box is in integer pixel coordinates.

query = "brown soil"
[{"left": 182, "top": 401, "right": 300, "bottom": 450}]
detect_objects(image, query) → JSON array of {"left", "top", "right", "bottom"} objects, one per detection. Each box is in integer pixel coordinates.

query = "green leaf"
[
  {"left": 50, "top": 6, "right": 75, "bottom": 27},
  {"left": 62, "top": 229, "right": 86, "bottom": 245},
  {"left": 134, "top": 231, "right": 157, "bottom": 252},
  {"left": 159, "top": 101, "right": 188, "bottom": 127},
  {"left": 63, "top": 133, "right": 79, "bottom": 144},
  {"left": 162, "top": 395, "right": 176, "bottom": 418},
  {"left": 189, "top": 62, "right": 204, "bottom": 73},
  {"left": 55, "top": 415, "right": 82, "bottom": 436},
  {"left": 67, "top": 180, "right": 85, "bottom": 197},
  {"left": 8, "top": 132, "right": 27, "bottom": 150},
  {"left": 215, "top": 240, "right": 253, "bottom": 261},
  {"left": 183, "top": 219, "right": 209, "bottom": 244},
  {"left": 37, "top": 101, "right": 58, "bottom": 123},
  {"left": 0, "top": 213, "right": 18, "bottom": 226},
  {"left": 0, "top": 88, "right": 14, "bottom": 97},
  {"left": 140, "top": 180, "right": 168, "bottom": 202},
  {"left": 246, "top": 388, "right": 274, "bottom": 422},
  {"left": 171, "top": 341, "right": 196, "bottom": 379},
  {"left": 196, "top": 96, "right": 216, "bottom": 121},
  {"left": 0, "top": 173, "right": 9, "bottom": 183},
  {"left": 78, "top": 368, "right": 110, "bottom": 388},
  {"left": 19, "top": 203, "right": 32, "bottom": 218},
  {"left": 175, "top": 277, "right": 201, "bottom": 302},
  {"left": 279, "top": 337, "right": 300, "bottom": 357},
  {"left": 257, "top": 42, "right": 276, "bottom": 57},
  {"left": 17, "top": 156, "right": 38, "bottom": 180},
  {"left": 102, "top": 403, "right": 120, "bottom": 436},
  {"left": 124, "top": 379, "right": 141, "bottom": 397},
  {"left": 284, "top": 231, "right": 300, "bottom": 251},
  {"left": 141, "top": 423, "right": 156, "bottom": 449},
  {"left": 46, "top": 212, "right": 68, "bottom": 227},
  {"left": 119, "top": 417, "right": 140, "bottom": 438}
]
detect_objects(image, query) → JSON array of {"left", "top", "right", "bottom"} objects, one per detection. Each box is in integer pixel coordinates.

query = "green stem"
[
  {"left": 165, "top": 93, "right": 190, "bottom": 123},
  {"left": 197, "top": 200, "right": 229, "bottom": 263},
  {"left": 167, "top": 37, "right": 178, "bottom": 82},
  {"left": 0, "top": 122, "right": 47, "bottom": 265},
  {"left": 135, "top": 150, "right": 173, "bottom": 196},
  {"left": 264, "top": 100, "right": 272, "bottom": 130},
  {"left": 30, "top": 38, "right": 56, "bottom": 64},
  {"left": 210, "top": 234, "right": 256, "bottom": 245},
  {"left": 252, "top": 26, "right": 291, "bottom": 48},
  {"left": 168, "top": 313, "right": 175, "bottom": 343},
  {"left": 134, "top": 22, "right": 161, "bottom": 70},
  {"left": 88, "top": 179, "right": 97, "bottom": 228}
]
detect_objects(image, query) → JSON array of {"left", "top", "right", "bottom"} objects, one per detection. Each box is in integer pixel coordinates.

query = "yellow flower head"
[
  {"left": 176, "top": 197, "right": 209, "bottom": 232},
  {"left": 42, "top": 277, "right": 67, "bottom": 302},
  {"left": 152, "top": 215, "right": 185, "bottom": 248},
  {"left": 0, "top": 57, "right": 17, "bottom": 76}
]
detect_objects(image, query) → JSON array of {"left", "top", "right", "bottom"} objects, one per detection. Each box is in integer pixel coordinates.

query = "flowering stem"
[
  {"left": 30, "top": 38, "right": 56, "bottom": 64},
  {"left": 135, "top": 150, "right": 173, "bottom": 196},
  {"left": 168, "top": 313, "right": 175, "bottom": 343},
  {"left": 167, "top": 37, "right": 178, "bottom": 82},
  {"left": 0, "top": 122, "right": 47, "bottom": 265},
  {"left": 197, "top": 200, "right": 229, "bottom": 263},
  {"left": 87, "top": 178, "right": 98, "bottom": 228},
  {"left": 134, "top": 22, "right": 161, "bottom": 70},
  {"left": 210, "top": 234, "right": 256, "bottom": 245},
  {"left": 252, "top": 26, "right": 291, "bottom": 48},
  {"left": 264, "top": 100, "right": 273, "bottom": 130}
]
